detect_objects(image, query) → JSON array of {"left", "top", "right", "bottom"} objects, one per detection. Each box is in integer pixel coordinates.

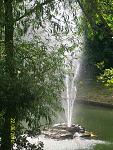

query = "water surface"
[
  {"left": 28, "top": 104, "right": 113, "bottom": 150},
  {"left": 74, "top": 104, "right": 113, "bottom": 150}
]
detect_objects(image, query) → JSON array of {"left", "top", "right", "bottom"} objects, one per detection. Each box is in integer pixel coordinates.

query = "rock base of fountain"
[{"left": 42, "top": 123, "right": 95, "bottom": 140}]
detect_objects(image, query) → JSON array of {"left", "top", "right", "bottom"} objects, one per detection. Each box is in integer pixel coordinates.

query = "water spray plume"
[{"left": 63, "top": 50, "right": 82, "bottom": 127}]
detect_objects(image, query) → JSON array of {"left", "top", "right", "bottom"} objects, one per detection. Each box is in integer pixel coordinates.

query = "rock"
[
  {"left": 42, "top": 123, "right": 94, "bottom": 140},
  {"left": 42, "top": 128, "right": 73, "bottom": 140},
  {"left": 73, "top": 131, "right": 92, "bottom": 138}
]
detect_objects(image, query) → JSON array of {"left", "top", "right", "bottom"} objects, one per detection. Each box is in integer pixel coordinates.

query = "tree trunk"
[
  {"left": 1, "top": 109, "right": 12, "bottom": 150},
  {"left": 4, "top": 0, "right": 14, "bottom": 76},
  {"left": 1, "top": 0, "right": 14, "bottom": 149}
]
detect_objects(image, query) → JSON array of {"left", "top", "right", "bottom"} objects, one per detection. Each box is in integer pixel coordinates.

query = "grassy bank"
[{"left": 77, "top": 82, "right": 113, "bottom": 105}]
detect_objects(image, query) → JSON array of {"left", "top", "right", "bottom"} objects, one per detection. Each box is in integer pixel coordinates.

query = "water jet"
[{"left": 42, "top": 46, "right": 94, "bottom": 140}]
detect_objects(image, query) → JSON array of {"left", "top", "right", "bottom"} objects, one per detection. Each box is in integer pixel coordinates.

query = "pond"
[
  {"left": 75, "top": 104, "right": 113, "bottom": 150},
  {"left": 37, "top": 104, "right": 113, "bottom": 150}
]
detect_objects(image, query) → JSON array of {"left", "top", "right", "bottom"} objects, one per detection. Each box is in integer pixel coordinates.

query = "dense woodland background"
[{"left": 0, "top": 0, "right": 113, "bottom": 149}]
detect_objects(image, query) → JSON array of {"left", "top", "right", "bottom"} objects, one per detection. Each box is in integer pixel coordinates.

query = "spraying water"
[{"left": 63, "top": 49, "right": 82, "bottom": 127}]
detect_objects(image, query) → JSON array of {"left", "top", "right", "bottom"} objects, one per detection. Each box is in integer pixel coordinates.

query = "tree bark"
[
  {"left": 1, "top": 108, "right": 12, "bottom": 150},
  {"left": 1, "top": 0, "right": 14, "bottom": 149},
  {"left": 4, "top": 0, "right": 14, "bottom": 76},
  {"left": 76, "top": 0, "right": 97, "bottom": 31}
]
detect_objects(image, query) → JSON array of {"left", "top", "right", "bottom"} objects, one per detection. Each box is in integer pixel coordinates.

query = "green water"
[{"left": 75, "top": 104, "right": 113, "bottom": 150}]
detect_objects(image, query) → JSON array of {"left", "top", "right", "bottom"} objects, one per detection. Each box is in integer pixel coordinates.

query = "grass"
[{"left": 77, "top": 82, "right": 113, "bottom": 105}]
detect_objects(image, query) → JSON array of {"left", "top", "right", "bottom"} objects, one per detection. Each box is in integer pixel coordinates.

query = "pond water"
[
  {"left": 75, "top": 104, "right": 113, "bottom": 150},
  {"left": 29, "top": 104, "right": 113, "bottom": 150}
]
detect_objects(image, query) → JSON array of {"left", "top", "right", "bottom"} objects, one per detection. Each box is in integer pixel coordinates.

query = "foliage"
[
  {"left": 97, "top": 67, "right": 113, "bottom": 87},
  {"left": 0, "top": 0, "right": 71, "bottom": 149},
  {"left": 0, "top": 40, "right": 64, "bottom": 125},
  {"left": 77, "top": 0, "right": 113, "bottom": 38},
  {"left": 14, "top": 135, "right": 44, "bottom": 150},
  {"left": 15, "top": 41, "right": 64, "bottom": 124},
  {"left": 78, "top": 0, "right": 113, "bottom": 80}
]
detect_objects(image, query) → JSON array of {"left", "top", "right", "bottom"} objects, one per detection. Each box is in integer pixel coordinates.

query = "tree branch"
[
  {"left": 76, "top": 0, "right": 97, "bottom": 31},
  {"left": 15, "top": 0, "right": 54, "bottom": 22},
  {"left": 77, "top": 0, "right": 113, "bottom": 36},
  {"left": 90, "top": 0, "right": 113, "bottom": 36}
]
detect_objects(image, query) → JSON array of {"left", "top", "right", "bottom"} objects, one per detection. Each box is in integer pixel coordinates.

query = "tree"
[
  {"left": 76, "top": 0, "right": 113, "bottom": 83},
  {"left": 77, "top": 0, "right": 113, "bottom": 38},
  {"left": 97, "top": 67, "right": 113, "bottom": 88},
  {"left": 0, "top": 0, "right": 67, "bottom": 149},
  {"left": 0, "top": 0, "right": 85, "bottom": 149}
]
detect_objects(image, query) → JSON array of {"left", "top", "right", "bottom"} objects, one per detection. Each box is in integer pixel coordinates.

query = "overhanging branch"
[
  {"left": 15, "top": 0, "right": 54, "bottom": 22},
  {"left": 76, "top": 0, "right": 97, "bottom": 31},
  {"left": 77, "top": 0, "right": 113, "bottom": 37},
  {"left": 90, "top": 0, "right": 113, "bottom": 36}
]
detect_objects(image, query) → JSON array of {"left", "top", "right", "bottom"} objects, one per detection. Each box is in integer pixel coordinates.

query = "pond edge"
[{"left": 76, "top": 99, "right": 113, "bottom": 109}]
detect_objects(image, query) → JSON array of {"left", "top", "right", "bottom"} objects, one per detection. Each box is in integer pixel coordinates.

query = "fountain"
[
  {"left": 41, "top": 19, "right": 94, "bottom": 140},
  {"left": 41, "top": 1, "right": 94, "bottom": 140},
  {"left": 42, "top": 49, "right": 95, "bottom": 139},
  {"left": 63, "top": 50, "right": 81, "bottom": 127}
]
